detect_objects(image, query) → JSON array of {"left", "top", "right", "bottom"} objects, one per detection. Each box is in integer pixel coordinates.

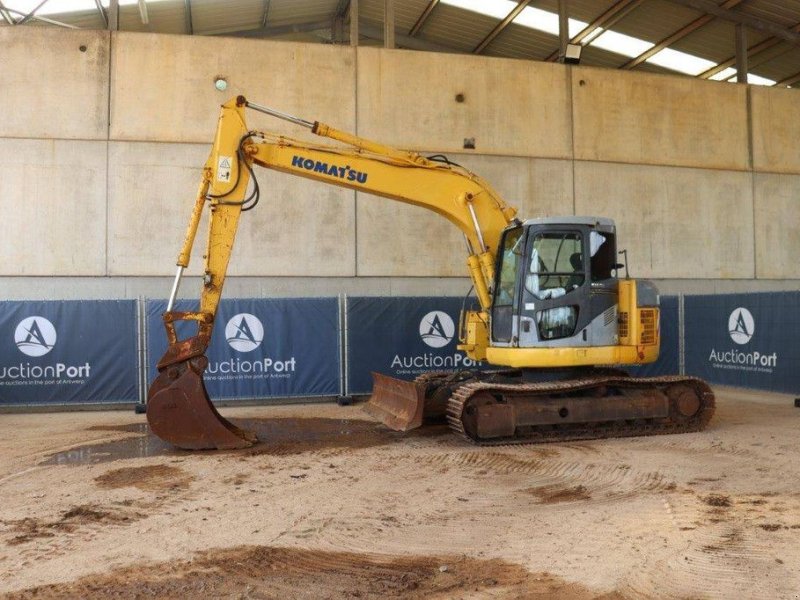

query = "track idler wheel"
[
  {"left": 147, "top": 356, "right": 257, "bottom": 450},
  {"left": 462, "top": 392, "right": 515, "bottom": 440},
  {"left": 666, "top": 384, "right": 702, "bottom": 423}
]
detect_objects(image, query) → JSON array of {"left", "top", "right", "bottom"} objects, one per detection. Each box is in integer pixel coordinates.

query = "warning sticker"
[{"left": 217, "top": 156, "right": 233, "bottom": 183}]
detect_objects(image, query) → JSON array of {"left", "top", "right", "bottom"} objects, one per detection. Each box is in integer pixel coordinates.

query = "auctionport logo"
[
  {"left": 728, "top": 307, "right": 754, "bottom": 345},
  {"left": 390, "top": 309, "right": 476, "bottom": 373},
  {"left": 709, "top": 306, "right": 777, "bottom": 372},
  {"left": 15, "top": 317, "right": 56, "bottom": 357},
  {"left": 419, "top": 311, "right": 454, "bottom": 348},
  {"left": 225, "top": 313, "right": 264, "bottom": 353}
]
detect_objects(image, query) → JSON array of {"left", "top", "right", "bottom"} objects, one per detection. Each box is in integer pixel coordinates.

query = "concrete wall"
[{"left": 1, "top": 28, "right": 798, "bottom": 300}]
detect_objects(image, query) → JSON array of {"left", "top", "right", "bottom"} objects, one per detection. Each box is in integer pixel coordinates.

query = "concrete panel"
[
  {"left": 752, "top": 87, "right": 800, "bottom": 175},
  {"left": 0, "top": 139, "right": 107, "bottom": 276},
  {"left": 107, "top": 142, "right": 210, "bottom": 276},
  {"left": 230, "top": 168, "right": 356, "bottom": 277},
  {"left": 108, "top": 142, "right": 356, "bottom": 276},
  {"left": 110, "top": 33, "right": 356, "bottom": 143},
  {"left": 754, "top": 173, "right": 800, "bottom": 279},
  {"left": 0, "top": 28, "right": 109, "bottom": 140},
  {"left": 572, "top": 68, "right": 749, "bottom": 171},
  {"left": 356, "top": 47, "right": 572, "bottom": 159},
  {"left": 357, "top": 155, "right": 573, "bottom": 277},
  {"left": 574, "top": 161, "right": 754, "bottom": 279}
]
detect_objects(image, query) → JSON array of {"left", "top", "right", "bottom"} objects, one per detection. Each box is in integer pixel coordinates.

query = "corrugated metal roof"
[
  {"left": 484, "top": 23, "right": 561, "bottom": 61},
  {"left": 1, "top": 0, "right": 798, "bottom": 87},
  {"left": 413, "top": 3, "right": 499, "bottom": 53}
]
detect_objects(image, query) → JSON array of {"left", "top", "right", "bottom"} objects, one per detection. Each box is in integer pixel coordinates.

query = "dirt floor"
[{"left": 0, "top": 386, "right": 798, "bottom": 599}]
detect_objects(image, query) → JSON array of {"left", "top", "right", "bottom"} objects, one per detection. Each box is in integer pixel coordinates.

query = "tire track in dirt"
[
  {"left": 616, "top": 491, "right": 799, "bottom": 599},
  {"left": 412, "top": 448, "right": 675, "bottom": 506}
]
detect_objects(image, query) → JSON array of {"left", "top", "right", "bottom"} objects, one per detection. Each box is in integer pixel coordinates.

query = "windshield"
[{"left": 525, "top": 232, "right": 584, "bottom": 299}]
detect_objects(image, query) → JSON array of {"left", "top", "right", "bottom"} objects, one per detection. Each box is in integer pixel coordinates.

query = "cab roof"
[{"left": 521, "top": 216, "right": 616, "bottom": 233}]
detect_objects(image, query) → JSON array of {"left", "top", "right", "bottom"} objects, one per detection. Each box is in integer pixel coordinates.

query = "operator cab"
[{"left": 491, "top": 217, "right": 620, "bottom": 349}]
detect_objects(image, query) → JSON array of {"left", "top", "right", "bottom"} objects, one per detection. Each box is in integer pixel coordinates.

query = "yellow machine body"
[{"left": 146, "top": 96, "right": 669, "bottom": 450}]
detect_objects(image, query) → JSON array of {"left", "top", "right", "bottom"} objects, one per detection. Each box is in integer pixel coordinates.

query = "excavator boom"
[{"left": 147, "top": 96, "right": 517, "bottom": 449}]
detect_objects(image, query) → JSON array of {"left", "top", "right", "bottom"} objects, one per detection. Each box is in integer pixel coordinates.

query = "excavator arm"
[{"left": 147, "top": 96, "right": 517, "bottom": 449}]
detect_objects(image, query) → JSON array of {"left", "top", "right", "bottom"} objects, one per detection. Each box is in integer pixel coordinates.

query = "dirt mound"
[
  {"left": 4, "top": 545, "right": 623, "bottom": 599},
  {"left": 703, "top": 494, "right": 732, "bottom": 507},
  {"left": 5, "top": 504, "right": 141, "bottom": 546},
  {"left": 94, "top": 464, "right": 194, "bottom": 491},
  {"left": 527, "top": 484, "right": 592, "bottom": 504}
]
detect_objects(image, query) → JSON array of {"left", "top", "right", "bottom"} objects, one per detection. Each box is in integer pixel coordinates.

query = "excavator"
[{"left": 146, "top": 96, "right": 715, "bottom": 450}]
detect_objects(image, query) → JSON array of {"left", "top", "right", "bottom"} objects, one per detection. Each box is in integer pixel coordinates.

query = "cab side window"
[{"left": 525, "top": 232, "right": 584, "bottom": 299}]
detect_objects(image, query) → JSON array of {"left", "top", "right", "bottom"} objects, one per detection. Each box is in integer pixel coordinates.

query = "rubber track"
[{"left": 445, "top": 375, "right": 715, "bottom": 446}]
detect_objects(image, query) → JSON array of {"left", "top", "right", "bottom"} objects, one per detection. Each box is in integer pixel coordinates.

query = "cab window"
[{"left": 525, "top": 232, "right": 584, "bottom": 299}]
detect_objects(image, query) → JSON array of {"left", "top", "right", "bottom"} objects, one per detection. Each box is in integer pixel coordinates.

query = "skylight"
[{"left": 440, "top": 0, "right": 776, "bottom": 86}]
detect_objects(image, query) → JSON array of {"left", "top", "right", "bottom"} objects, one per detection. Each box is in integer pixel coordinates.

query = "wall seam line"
[
  {"left": 353, "top": 46, "right": 359, "bottom": 278},
  {"left": 105, "top": 30, "right": 113, "bottom": 277},
  {"left": 747, "top": 85, "right": 757, "bottom": 281},
  {"left": 568, "top": 66, "right": 576, "bottom": 215}
]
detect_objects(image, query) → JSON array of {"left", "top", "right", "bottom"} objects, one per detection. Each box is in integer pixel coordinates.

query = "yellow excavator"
[{"left": 146, "top": 96, "right": 714, "bottom": 450}]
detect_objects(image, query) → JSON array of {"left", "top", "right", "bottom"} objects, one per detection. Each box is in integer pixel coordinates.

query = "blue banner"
[
  {"left": 626, "top": 295, "right": 679, "bottom": 377},
  {"left": 0, "top": 300, "right": 139, "bottom": 405},
  {"left": 146, "top": 297, "right": 340, "bottom": 400},
  {"left": 684, "top": 292, "right": 800, "bottom": 393},
  {"left": 346, "top": 296, "right": 482, "bottom": 395}
]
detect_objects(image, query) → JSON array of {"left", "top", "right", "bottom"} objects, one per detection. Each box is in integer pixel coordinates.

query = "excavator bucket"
[
  {"left": 364, "top": 372, "right": 427, "bottom": 432},
  {"left": 147, "top": 355, "right": 257, "bottom": 450}
]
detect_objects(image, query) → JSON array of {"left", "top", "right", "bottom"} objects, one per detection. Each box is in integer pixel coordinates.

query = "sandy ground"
[{"left": 0, "top": 386, "right": 798, "bottom": 599}]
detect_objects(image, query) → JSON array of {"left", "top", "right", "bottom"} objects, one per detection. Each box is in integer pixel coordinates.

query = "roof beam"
[
  {"left": 663, "top": 0, "right": 800, "bottom": 46},
  {"left": 776, "top": 70, "right": 800, "bottom": 87},
  {"left": 473, "top": 0, "right": 532, "bottom": 54},
  {"left": 546, "top": 0, "right": 644, "bottom": 61},
  {"left": 359, "top": 22, "right": 461, "bottom": 53},
  {"left": 622, "top": 0, "right": 743, "bottom": 69},
  {"left": 184, "top": 0, "right": 192, "bottom": 34},
  {"left": 138, "top": 0, "right": 149, "bottom": 25},
  {"left": 94, "top": 0, "right": 108, "bottom": 28},
  {"left": 217, "top": 20, "right": 333, "bottom": 38},
  {"left": 2, "top": 5, "right": 77, "bottom": 28},
  {"left": 409, "top": 0, "right": 438, "bottom": 37},
  {"left": 261, "top": 0, "right": 270, "bottom": 27},
  {"left": 0, "top": 1, "right": 17, "bottom": 25},
  {"left": 698, "top": 20, "right": 800, "bottom": 79},
  {"left": 17, "top": 0, "right": 50, "bottom": 25}
]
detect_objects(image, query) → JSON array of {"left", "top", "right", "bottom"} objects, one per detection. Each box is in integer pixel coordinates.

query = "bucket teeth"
[{"left": 146, "top": 356, "right": 256, "bottom": 450}]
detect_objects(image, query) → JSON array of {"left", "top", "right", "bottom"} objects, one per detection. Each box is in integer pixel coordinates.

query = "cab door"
[
  {"left": 517, "top": 229, "right": 591, "bottom": 348},
  {"left": 490, "top": 226, "right": 524, "bottom": 346}
]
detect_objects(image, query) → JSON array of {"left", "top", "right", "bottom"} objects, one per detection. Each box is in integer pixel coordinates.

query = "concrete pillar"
[
  {"left": 736, "top": 23, "right": 748, "bottom": 83},
  {"left": 108, "top": 0, "right": 118, "bottom": 30},
  {"left": 384, "top": 0, "right": 395, "bottom": 49},
  {"left": 350, "top": 0, "right": 358, "bottom": 46},
  {"left": 558, "top": 0, "right": 569, "bottom": 62}
]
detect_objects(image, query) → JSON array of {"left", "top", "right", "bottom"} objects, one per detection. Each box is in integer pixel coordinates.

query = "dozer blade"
[
  {"left": 146, "top": 355, "right": 257, "bottom": 450},
  {"left": 364, "top": 372, "right": 426, "bottom": 432}
]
